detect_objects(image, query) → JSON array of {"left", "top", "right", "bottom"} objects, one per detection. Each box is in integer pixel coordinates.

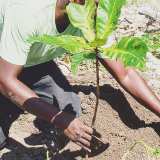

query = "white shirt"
[{"left": 0, "top": 0, "right": 59, "bottom": 67}]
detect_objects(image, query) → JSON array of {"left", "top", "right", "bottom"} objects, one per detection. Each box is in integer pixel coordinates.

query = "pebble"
[{"left": 89, "top": 92, "right": 96, "bottom": 100}]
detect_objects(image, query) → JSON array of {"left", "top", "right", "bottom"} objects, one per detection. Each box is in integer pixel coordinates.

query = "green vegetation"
[
  {"left": 29, "top": 0, "right": 148, "bottom": 74},
  {"left": 122, "top": 140, "right": 160, "bottom": 160}
]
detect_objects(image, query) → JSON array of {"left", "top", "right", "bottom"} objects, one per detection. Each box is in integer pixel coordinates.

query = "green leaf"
[
  {"left": 96, "top": 0, "right": 126, "bottom": 43},
  {"left": 66, "top": 0, "right": 96, "bottom": 42},
  {"left": 150, "top": 148, "right": 160, "bottom": 157},
  {"left": 100, "top": 37, "right": 148, "bottom": 69},
  {"left": 28, "top": 35, "right": 93, "bottom": 54},
  {"left": 139, "top": 141, "right": 160, "bottom": 158},
  {"left": 71, "top": 52, "right": 96, "bottom": 74}
]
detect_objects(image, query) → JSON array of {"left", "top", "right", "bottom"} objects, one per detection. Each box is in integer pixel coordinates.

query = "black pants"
[{"left": 0, "top": 60, "right": 81, "bottom": 138}]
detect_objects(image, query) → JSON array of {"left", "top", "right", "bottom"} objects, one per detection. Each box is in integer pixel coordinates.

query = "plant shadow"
[
  {"left": 73, "top": 84, "right": 160, "bottom": 136},
  {"left": 51, "top": 141, "right": 109, "bottom": 160}
]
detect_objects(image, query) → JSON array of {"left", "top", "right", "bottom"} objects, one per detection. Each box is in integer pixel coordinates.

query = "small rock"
[
  {"left": 89, "top": 92, "right": 96, "bottom": 100},
  {"left": 81, "top": 105, "right": 89, "bottom": 114}
]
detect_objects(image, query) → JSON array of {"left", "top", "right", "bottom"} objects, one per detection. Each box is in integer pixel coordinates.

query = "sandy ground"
[{"left": 0, "top": 1, "right": 160, "bottom": 160}]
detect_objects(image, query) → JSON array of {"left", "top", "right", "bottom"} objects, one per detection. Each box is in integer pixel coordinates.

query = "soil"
[{"left": 0, "top": 1, "right": 160, "bottom": 160}]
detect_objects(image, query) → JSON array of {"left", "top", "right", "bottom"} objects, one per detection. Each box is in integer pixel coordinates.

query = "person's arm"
[
  {"left": 0, "top": 58, "right": 93, "bottom": 151},
  {"left": 99, "top": 58, "right": 160, "bottom": 118}
]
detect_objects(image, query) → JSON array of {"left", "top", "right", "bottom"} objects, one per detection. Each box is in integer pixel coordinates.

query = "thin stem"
[
  {"left": 85, "top": 49, "right": 100, "bottom": 160},
  {"left": 92, "top": 48, "right": 100, "bottom": 127},
  {"left": 85, "top": 2, "right": 99, "bottom": 158}
]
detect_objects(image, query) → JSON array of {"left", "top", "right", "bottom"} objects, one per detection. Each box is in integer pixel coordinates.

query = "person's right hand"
[
  {"left": 54, "top": 111, "right": 93, "bottom": 152},
  {"left": 64, "top": 118, "right": 93, "bottom": 152}
]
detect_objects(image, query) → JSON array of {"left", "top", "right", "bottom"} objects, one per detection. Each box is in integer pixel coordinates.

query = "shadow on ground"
[
  {"left": 1, "top": 138, "right": 46, "bottom": 160},
  {"left": 73, "top": 84, "right": 160, "bottom": 136},
  {"left": 1, "top": 137, "right": 109, "bottom": 160},
  {"left": 0, "top": 84, "right": 159, "bottom": 160}
]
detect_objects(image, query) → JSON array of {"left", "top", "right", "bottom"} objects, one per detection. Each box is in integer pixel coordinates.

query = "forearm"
[
  {"left": 0, "top": 77, "right": 37, "bottom": 106},
  {"left": 120, "top": 69, "right": 160, "bottom": 117},
  {"left": 0, "top": 78, "right": 64, "bottom": 125},
  {"left": 99, "top": 58, "right": 160, "bottom": 117}
]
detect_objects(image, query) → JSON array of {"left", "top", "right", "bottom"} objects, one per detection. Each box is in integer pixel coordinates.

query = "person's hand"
[
  {"left": 64, "top": 118, "right": 93, "bottom": 152},
  {"left": 53, "top": 111, "right": 93, "bottom": 151}
]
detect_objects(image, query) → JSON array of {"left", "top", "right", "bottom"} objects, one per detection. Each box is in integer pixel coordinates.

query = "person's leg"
[
  {"left": 19, "top": 60, "right": 81, "bottom": 150},
  {"left": 20, "top": 60, "right": 81, "bottom": 116}
]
